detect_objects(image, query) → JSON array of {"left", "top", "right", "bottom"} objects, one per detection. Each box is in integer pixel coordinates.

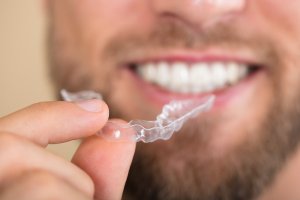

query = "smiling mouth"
[{"left": 127, "top": 58, "right": 261, "bottom": 97}]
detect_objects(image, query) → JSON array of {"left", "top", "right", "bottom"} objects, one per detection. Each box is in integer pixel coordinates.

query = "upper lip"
[{"left": 123, "top": 49, "right": 262, "bottom": 67}]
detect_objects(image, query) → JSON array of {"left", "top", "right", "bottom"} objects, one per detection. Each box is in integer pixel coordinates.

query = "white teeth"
[
  {"left": 211, "top": 62, "right": 227, "bottom": 89},
  {"left": 138, "top": 63, "right": 157, "bottom": 83},
  {"left": 190, "top": 63, "right": 204, "bottom": 93},
  {"left": 156, "top": 62, "right": 170, "bottom": 87},
  {"left": 137, "top": 61, "right": 250, "bottom": 94},
  {"left": 170, "top": 62, "right": 190, "bottom": 93},
  {"left": 190, "top": 63, "right": 212, "bottom": 93},
  {"left": 227, "top": 62, "right": 240, "bottom": 85}
]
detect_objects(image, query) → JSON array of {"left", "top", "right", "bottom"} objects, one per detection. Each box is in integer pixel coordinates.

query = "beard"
[
  {"left": 48, "top": 16, "right": 300, "bottom": 200},
  {"left": 124, "top": 99, "right": 300, "bottom": 200}
]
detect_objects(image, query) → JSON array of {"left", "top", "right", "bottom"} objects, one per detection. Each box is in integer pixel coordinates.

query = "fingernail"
[{"left": 76, "top": 99, "right": 103, "bottom": 112}]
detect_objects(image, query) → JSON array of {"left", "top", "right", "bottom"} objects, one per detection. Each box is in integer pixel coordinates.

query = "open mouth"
[
  {"left": 129, "top": 60, "right": 260, "bottom": 93},
  {"left": 135, "top": 61, "right": 259, "bottom": 93},
  {"left": 124, "top": 54, "right": 263, "bottom": 107}
]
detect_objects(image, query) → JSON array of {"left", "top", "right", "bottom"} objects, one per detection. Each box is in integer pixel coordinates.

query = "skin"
[
  {"left": 0, "top": 101, "right": 136, "bottom": 200},
  {"left": 2, "top": 0, "right": 300, "bottom": 199}
]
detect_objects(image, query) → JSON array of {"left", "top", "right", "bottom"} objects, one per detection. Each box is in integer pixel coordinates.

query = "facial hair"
[
  {"left": 48, "top": 17, "right": 300, "bottom": 200},
  {"left": 124, "top": 99, "right": 300, "bottom": 200}
]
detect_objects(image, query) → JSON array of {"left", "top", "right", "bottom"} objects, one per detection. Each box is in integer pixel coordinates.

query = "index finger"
[{"left": 0, "top": 100, "right": 109, "bottom": 146}]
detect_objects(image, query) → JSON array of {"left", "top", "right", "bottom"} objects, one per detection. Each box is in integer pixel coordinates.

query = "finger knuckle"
[
  {"left": 24, "top": 170, "right": 64, "bottom": 188},
  {"left": 18, "top": 170, "right": 69, "bottom": 196},
  {"left": 1, "top": 171, "right": 73, "bottom": 200},
  {"left": 28, "top": 102, "right": 53, "bottom": 114},
  {"left": 0, "top": 132, "right": 24, "bottom": 154}
]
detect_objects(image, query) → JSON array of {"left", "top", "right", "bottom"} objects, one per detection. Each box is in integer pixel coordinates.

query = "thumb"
[{"left": 72, "top": 121, "right": 136, "bottom": 200}]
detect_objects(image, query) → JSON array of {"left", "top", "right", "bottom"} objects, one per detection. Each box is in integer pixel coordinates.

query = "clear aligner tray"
[{"left": 61, "top": 90, "right": 215, "bottom": 143}]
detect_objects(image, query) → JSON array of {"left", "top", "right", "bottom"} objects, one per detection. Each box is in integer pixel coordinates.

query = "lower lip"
[{"left": 124, "top": 68, "right": 263, "bottom": 109}]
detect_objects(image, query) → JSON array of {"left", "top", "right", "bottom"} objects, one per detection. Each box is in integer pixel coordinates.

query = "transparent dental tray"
[{"left": 61, "top": 89, "right": 215, "bottom": 143}]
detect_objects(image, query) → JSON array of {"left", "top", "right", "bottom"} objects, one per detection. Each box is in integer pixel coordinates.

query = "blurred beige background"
[{"left": 0, "top": 0, "right": 78, "bottom": 160}]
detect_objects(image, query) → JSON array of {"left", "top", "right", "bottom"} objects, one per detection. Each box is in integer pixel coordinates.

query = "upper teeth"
[{"left": 137, "top": 62, "right": 249, "bottom": 94}]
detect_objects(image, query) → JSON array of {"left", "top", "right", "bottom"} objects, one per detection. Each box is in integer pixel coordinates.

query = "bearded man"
[{"left": 1, "top": 0, "right": 300, "bottom": 200}]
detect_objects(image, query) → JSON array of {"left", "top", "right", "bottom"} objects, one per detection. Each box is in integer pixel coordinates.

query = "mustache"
[{"left": 102, "top": 18, "right": 279, "bottom": 66}]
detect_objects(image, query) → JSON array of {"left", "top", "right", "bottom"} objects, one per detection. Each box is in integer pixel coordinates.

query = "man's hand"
[{"left": 0, "top": 100, "right": 136, "bottom": 200}]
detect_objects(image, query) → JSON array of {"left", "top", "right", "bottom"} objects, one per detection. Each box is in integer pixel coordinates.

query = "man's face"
[{"left": 49, "top": 0, "right": 300, "bottom": 199}]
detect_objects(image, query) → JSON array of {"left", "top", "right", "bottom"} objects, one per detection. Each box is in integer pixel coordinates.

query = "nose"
[{"left": 151, "top": 0, "right": 246, "bottom": 27}]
